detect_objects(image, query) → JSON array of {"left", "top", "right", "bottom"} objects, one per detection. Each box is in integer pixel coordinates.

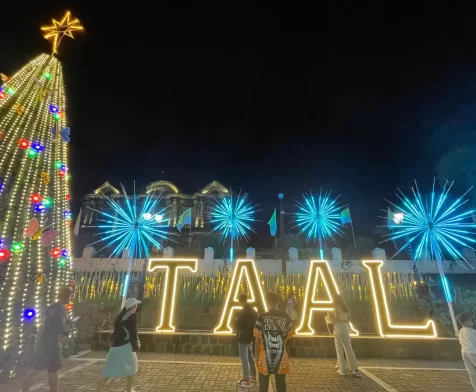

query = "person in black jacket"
[
  {"left": 235, "top": 294, "right": 258, "bottom": 388},
  {"left": 97, "top": 298, "right": 141, "bottom": 392}
]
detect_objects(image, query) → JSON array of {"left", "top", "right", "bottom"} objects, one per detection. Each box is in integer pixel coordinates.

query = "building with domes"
[{"left": 74, "top": 180, "right": 230, "bottom": 257}]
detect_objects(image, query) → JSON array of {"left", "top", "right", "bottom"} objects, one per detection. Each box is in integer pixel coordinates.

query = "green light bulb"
[
  {"left": 44, "top": 72, "right": 51, "bottom": 80},
  {"left": 27, "top": 149, "right": 38, "bottom": 158},
  {"left": 11, "top": 242, "right": 23, "bottom": 252},
  {"left": 55, "top": 161, "right": 62, "bottom": 169},
  {"left": 53, "top": 113, "right": 60, "bottom": 121},
  {"left": 43, "top": 197, "right": 53, "bottom": 207},
  {"left": 6, "top": 88, "right": 14, "bottom": 95}
]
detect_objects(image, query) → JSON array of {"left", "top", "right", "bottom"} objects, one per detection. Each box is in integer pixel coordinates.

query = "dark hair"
[
  {"left": 332, "top": 293, "right": 350, "bottom": 313},
  {"left": 457, "top": 311, "right": 472, "bottom": 325},
  {"left": 238, "top": 294, "right": 247, "bottom": 303},
  {"left": 266, "top": 291, "right": 279, "bottom": 307}
]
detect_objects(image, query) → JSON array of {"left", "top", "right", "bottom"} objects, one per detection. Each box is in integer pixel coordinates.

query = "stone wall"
[{"left": 92, "top": 331, "right": 461, "bottom": 360}]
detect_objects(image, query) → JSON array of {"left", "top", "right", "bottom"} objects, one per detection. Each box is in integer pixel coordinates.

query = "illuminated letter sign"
[
  {"left": 214, "top": 259, "right": 268, "bottom": 334},
  {"left": 148, "top": 258, "right": 198, "bottom": 332},
  {"left": 296, "top": 260, "right": 359, "bottom": 336},
  {"left": 362, "top": 260, "right": 437, "bottom": 338}
]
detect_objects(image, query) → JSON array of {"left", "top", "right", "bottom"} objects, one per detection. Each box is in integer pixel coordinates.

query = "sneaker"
[
  {"left": 236, "top": 379, "right": 251, "bottom": 388},
  {"left": 337, "top": 370, "right": 345, "bottom": 376},
  {"left": 352, "top": 370, "right": 362, "bottom": 378},
  {"left": 249, "top": 374, "right": 257, "bottom": 383}
]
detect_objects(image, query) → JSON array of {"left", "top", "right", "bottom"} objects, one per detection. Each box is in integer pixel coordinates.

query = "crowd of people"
[{"left": 20, "top": 287, "right": 476, "bottom": 392}]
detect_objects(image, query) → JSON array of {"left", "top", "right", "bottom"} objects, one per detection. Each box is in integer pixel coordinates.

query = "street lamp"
[{"left": 278, "top": 192, "right": 286, "bottom": 272}]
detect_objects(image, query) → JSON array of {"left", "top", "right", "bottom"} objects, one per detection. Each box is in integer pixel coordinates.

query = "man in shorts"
[{"left": 23, "top": 287, "right": 72, "bottom": 392}]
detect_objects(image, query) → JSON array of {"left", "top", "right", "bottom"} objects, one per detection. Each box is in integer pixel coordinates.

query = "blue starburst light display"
[
  {"left": 382, "top": 179, "right": 476, "bottom": 336},
  {"left": 210, "top": 192, "right": 257, "bottom": 262},
  {"left": 295, "top": 191, "right": 344, "bottom": 259},
  {"left": 87, "top": 185, "right": 171, "bottom": 304},
  {"left": 382, "top": 180, "right": 476, "bottom": 267}
]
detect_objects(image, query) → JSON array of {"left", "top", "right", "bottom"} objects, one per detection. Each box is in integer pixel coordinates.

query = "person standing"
[
  {"left": 254, "top": 291, "right": 293, "bottom": 392},
  {"left": 457, "top": 312, "right": 476, "bottom": 391},
  {"left": 22, "top": 287, "right": 72, "bottom": 392},
  {"left": 96, "top": 298, "right": 141, "bottom": 392},
  {"left": 331, "top": 293, "right": 361, "bottom": 377},
  {"left": 235, "top": 294, "right": 258, "bottom": 388}
]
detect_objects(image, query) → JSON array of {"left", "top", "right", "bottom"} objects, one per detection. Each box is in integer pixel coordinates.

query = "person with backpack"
[{"left": 235, "top": 294, "right": 258, "bottom": 388}]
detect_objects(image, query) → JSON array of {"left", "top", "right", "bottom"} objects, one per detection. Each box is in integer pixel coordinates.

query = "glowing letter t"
[{"left": 148, "top": 258, "right": 198, "bottom": 332}]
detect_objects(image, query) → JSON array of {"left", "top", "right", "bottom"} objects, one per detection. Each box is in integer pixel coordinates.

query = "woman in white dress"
[
  {"left": 331, "top": 294, "right": 361, "bottom": 378},
  {"left": 97, "top": 298, "right": 141, "bottom": 392}
]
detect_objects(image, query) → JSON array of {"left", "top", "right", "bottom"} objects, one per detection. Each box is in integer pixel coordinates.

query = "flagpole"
[
  {"left": 350, "top": 221, "right": 357, "bottom": 248},
  {"left": 318, "top": 225, "right": 324, "bottom": 260}
]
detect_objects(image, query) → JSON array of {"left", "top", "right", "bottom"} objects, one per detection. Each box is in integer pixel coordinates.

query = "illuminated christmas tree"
[{"left": 0, "top": 12, "right": 82, "bottom": 370}]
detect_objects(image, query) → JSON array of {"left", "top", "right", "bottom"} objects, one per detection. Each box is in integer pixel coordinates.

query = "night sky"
[{"left": 2, "top": 4, "right": 476, "bottom": 239}]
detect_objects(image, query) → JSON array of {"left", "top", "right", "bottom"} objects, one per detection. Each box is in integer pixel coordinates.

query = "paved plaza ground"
[{"left": 1, "top": 351, "right": 473, "bottom": 391}]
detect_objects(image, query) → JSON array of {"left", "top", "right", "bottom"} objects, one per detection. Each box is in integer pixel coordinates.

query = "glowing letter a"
[
  {"left": 148, "top": 258, "right": 198, "bottom": 332},
  {"left": 296, "top": 260, "right": 359, "bottom": 336},
  {"left": 362, "top": 260, "right": 437, "bottom": 338},
  {"left": 214, "top": 259, "right": 268, "bottom": 334}
]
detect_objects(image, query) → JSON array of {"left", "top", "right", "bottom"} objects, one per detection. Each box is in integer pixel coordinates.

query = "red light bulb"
[
  {"left": 50, "top": 248, "right": 61, "bottom": 258},
  {"left": 18, "top": 138, "right": 29, "bottom": 149},
  {"left": 66, "top": 194, "right": 71, "bottom": 200},
  {"left": 30, "top": 193, "right": 42, "bottom": 203},
  {"left": 59, "top": 170, "right": 65, "bottom": 177},
  {"left": 66, "top": 303, "right": 73, "bottom": 311},
  {"left": 0, "top": 248, "right": 10, "bottom": 262}
]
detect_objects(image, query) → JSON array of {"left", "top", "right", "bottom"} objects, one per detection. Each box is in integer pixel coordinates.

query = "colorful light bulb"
[
  {"left": 0, "top": 248, "right": 10, "bottom": 262},
  {"left": 61, "top": 249, "right": 69, "bottom": 258},
  {"left": 50, "top": 248, "right": 61, "bottom": 258},
  {"left": 44, "top": 72, "right": 51, "bottom": 80},
  {"left": 66, "top": 303, "right": 73, "bottom": 311},
  {"left": 11, "top": 242, "right": 24, "bottom": 253},
  {"left": 43, "top": 197, "right": 53, "bottom": 207},
  {"left": 34, "top": 203, "right": 45, "bottom": 213},
  {"left": 30, "top": 193, "right": 42, "bottom": 203},
  {"left": 27, "top": 149, "right": 39, "bottom": 158},
  {"left": 23, "top": 308, "right": 36, "bottom": 320},
  {"left": 6, "top": 87, "right": 15, "bottom": 95},
  {"left": 63, "top": 210, "right": 72, "bottom": 219},
  {"left": 31, "top": 141, "right": 45, "bottom": 152},
  {"left": 53, "top": 113, "right": 61, "bottom": 121},
  {"left": 54, "top": 161, "right": 63, "bottom": 169},
  {"left": 59, "top": 169, "right": 65, "bottom": 177},
  {"left": 18, "top": 138, "right": 29, "bottom": 149},
  {"left": 49, "top": 104, "right": 59, "bottom": 113},
  {"left": 65, "top": 194, "right": 71, "bottom": 201},
  {"left": 0, "top": 91, "right": 6, "bottom": 99}
]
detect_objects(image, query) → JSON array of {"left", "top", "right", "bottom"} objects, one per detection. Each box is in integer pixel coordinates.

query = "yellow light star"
[{"left": 41, "top": 11, "right": 84, "bottom": 54}]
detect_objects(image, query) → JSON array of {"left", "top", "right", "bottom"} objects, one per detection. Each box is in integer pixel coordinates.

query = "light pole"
[{"left": 278, "top": 192, "right": 286, "bottom": 273}]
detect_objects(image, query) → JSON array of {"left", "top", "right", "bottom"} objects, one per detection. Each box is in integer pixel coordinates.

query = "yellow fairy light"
[{"left": 41, "top": 11, "right": 84, "bottom": 54}]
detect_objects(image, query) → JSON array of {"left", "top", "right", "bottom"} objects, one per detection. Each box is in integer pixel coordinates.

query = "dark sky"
[{"left": 2, "top": 4, "right": 476, "bottom": 237}]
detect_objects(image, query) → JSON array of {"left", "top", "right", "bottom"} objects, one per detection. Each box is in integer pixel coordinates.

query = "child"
[{"left": 457, "top": 312, "right": 476, "bottom": 391}]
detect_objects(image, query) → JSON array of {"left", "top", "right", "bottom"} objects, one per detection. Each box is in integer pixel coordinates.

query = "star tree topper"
[{"left": 41, "top": 11, "right": 84, "bottom": 54}]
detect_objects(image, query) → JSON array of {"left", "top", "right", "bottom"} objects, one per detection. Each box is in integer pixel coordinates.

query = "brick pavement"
[{"left": 1, "top": 352, "right": 472, "bottom": 391}]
